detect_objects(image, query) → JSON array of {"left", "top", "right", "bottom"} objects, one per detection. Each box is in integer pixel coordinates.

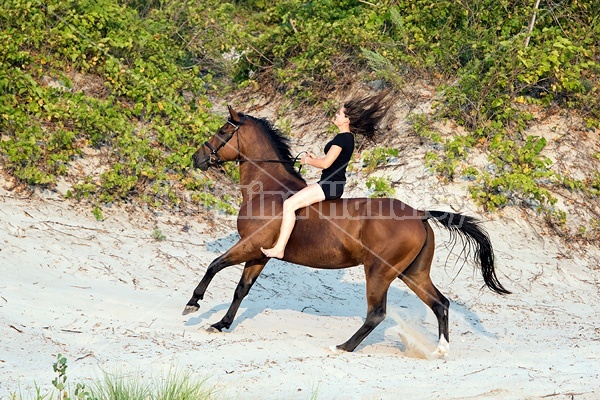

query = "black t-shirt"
[{"left": 320, "top": 132, "right": 355, "bottom": 183}]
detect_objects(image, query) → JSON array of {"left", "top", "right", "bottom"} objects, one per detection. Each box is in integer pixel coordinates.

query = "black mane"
[{"left": 245, "top": 115, "right": 306, "bottom": 183}]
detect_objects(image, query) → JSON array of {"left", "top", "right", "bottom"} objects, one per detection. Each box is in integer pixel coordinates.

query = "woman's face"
[{"left": 333, "top": 106, "right": 349, "bottom": 128}]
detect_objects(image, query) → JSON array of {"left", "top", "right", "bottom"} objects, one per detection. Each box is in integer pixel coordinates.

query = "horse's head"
[{"left": 192, "top": 105, "right": 247, "bottom": 170}]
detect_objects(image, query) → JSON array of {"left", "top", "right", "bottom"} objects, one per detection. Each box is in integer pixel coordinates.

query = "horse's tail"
[{"left": 424, "top": 210, "right": 511, "bottom": 295}]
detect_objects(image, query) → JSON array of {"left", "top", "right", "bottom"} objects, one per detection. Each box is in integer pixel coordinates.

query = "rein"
[{"left": 239, "top": 151, "right": 306, "bottom": 174}]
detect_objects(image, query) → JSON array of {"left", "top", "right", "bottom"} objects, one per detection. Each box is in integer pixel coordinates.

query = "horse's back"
[
  {"left": 300, "top": 196, "right": 424, "bottom": 221},
  {"left": 281, "top": 197, "right": 427, "bottom": 269}
]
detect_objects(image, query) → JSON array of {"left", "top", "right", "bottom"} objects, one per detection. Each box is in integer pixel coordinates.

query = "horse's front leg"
[
  {"left": 182, "top": 240, "right": 259, "bottom": 315},
  {"left": 209, "top": 258, "right": 268, "bottom": 332}
]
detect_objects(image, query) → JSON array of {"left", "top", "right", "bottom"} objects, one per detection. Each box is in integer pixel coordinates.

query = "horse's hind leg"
[
  {"left": 399, "top": 222, "right": 450, "bottom": 357},
  {"left": 209, "top": 259, "right": 267, "bottom": 332},
  {"left": 183, "top": 240, "right": 259, "bottom": 315},
  {"left": 336, "top": 264, "right": 396, "bottom": 352}
]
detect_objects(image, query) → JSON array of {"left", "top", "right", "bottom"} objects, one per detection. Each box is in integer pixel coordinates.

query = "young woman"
[{"left": 261, "top": 90, "right": 394, "bottom": 259}]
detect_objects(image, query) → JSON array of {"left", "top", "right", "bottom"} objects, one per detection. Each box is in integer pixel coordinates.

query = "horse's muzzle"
[{"left": 192, "top": 150, "right": 210, "bottom": 171}]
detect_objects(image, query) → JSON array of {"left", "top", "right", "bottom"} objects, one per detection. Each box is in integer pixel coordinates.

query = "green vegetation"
[
  {"left": 362, "top": 147, "right": 399, "bottom": 173},
  {"left": 7, "top": 354, "right": 217, "bottom": 400},
  {"left": 1, "top": 0, "right": 228, "bottom": 212},
  {"left": 151, "top": 228, "right": 166, "bottom": 241},
  {"left": 200, "top": 1, "right": 599, "bottom": 123},
  {"left": 1, "top": 0, "right": 599, "bottom": 235},
  {"left": 366, "top": 176, "right": 396, "bottom": 198}
]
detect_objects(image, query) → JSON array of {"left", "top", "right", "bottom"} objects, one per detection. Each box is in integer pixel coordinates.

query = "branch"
[
  {"left": 358, "top": 0, "right": 377, "bottom": 6},
  {"left": 524, "top": 0, "right": 542, "bottom": 48}
]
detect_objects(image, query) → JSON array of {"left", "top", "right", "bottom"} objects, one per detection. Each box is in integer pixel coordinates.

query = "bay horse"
[{"left": 184, "top": 105, "right": 510, "bottom": 357}]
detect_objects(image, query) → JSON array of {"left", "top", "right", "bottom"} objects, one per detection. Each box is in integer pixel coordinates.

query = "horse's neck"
[
  {"left": 238, "top": 135, "right": 306, "bottom": 199},
  {"left": 239, "top": 162, "right": 305, "bottom": 196}
]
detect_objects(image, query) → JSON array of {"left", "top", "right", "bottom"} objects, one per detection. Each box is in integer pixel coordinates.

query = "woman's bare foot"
[{"left": 260, "top": 246, "right": 284, "bottom": 259}]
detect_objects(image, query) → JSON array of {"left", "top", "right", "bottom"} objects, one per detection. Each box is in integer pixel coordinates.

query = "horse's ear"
[{"left": 228, "top": 105, "right": 241, "bottom": 123}]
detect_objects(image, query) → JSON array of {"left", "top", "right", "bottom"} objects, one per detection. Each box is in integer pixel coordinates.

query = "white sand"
[{"left": 2, "top": 174, "right": 599, "bottom": 399}]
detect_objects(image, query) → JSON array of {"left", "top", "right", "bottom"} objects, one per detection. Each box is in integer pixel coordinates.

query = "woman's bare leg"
[{"left": 261, "top": 183, "right": 325, "bottom": 258}]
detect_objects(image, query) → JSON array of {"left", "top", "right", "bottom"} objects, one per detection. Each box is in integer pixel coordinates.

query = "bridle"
[
  {"left": 201, "top": 117, "right": 246, "bottom": 167},
  {"left": 199, "top": 116, "right": 305, "bottom": 173}
]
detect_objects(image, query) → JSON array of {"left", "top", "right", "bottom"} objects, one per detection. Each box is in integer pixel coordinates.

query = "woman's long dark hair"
[{"left": 344, "top": 90, "right": 395, "bottom": 141}]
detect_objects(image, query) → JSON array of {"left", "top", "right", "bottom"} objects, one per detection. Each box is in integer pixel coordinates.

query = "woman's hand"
[
  {"left": 301, "top": 153, "right": 315, "bottom": 165},
  {"left": 301, "top": 149, "right": 341, "bottom": 169}
]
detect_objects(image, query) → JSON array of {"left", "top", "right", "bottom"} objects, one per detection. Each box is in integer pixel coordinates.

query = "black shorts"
[{"left": 318, "top": 180, "right": 345, "bottom": 201}]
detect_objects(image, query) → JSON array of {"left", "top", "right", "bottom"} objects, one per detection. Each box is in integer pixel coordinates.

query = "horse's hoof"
[
  {"left": 182, "top": 304, "right": 199, "bottom": 316},
  {"left": 429, "top": 337, "right": 449, "bottom": 359},
  {"left": 328, "top": 345, "right": 348, "bottom": 354},
  {"left": 328, "top": 345, "right": 341, "bottom": 354},
  {"left": 206, "top": 324, "right": 224, "bottom": 333}
]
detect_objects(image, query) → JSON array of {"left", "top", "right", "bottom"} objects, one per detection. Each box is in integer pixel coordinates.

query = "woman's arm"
[{"left": 302, "top": 145, "right": 342, "bottom": 169}]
